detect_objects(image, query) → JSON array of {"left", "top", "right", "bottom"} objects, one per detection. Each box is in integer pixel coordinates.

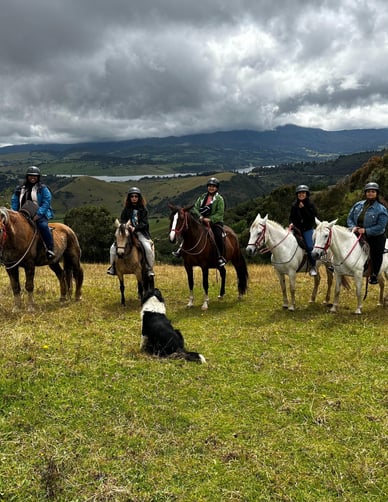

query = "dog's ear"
[
  {"left": 141, "top": 290, "right": 153, "bottom": 305},
  {"left": 154, "top": 288, "right": 164, "bottom": 303}
]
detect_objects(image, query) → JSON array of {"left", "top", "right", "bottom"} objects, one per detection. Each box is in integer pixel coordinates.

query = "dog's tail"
[{"left": 169, "top": 350, "right": 206, "bottom": 363}]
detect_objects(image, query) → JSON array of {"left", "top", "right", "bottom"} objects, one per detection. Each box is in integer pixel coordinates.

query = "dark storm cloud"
[{"left": 0, "top": 0, "right": 387, "bottom": 145}]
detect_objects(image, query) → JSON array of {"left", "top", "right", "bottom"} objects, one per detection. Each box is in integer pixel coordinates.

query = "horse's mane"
[
  {"left": 267, "top": 219, "right": 287, "bottom": 231},
  {"left": 317, "top": 221, "right": 353, "bottom": 237},
  {"left": 0, "top": 207, "right": 9, "bottom": 224}
]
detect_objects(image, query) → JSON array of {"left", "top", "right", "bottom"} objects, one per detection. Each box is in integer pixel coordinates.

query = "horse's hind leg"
[{"left": 49, "top": 262, "right": 67, "bottom": 302}]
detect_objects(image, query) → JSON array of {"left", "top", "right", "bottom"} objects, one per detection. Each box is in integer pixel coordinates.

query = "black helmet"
[
  {"left": 364, "top": 182, "right": 380, "bottom": 192},
  {"left": 26, "top": 166, "right": 41, "bottom": 177},
  {"left": 207, "top": 177, "right": 220, "bottom": 188},
  {"left": 296, "top": 184, "right": 310, "bottom": 195},
  {"left": 127, "top": 186, "right": 141, "bottom": 196}
]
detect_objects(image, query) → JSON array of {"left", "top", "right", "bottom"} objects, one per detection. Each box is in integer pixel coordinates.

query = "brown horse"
[
  {"left": 113, "top": 219, "right": 154, "bottom": 306},
  {"left": 0, "top": 207, "right": 83, "bottom": 311},
  {"left": 168, "top": 203, "right": 248, "bottom": 310}
]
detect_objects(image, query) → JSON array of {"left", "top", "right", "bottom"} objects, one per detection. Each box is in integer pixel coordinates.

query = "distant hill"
[{"left": 1, "top": 125, "right": 388, "bottom": 170}]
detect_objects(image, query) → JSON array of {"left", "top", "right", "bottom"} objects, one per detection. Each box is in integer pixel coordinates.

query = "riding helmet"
[
  {"left": 127, "top": 186, "right": 142, "bottom": 196},
  {"left": 296, "top": 184, "right": 310, "bottom": 195},
  {"left": 26, "top": 166, "right": 41, "bottom": 177},
  {"left": 207, "top": 177, "right": 220, "bottom": 188},
  {"left": 364, "top": 182, "right": 380, "bottom": 192}
]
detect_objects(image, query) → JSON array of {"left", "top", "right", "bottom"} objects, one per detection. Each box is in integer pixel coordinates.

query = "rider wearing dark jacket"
[{"left": 289, "top": 184, "right": 318, "bottom": 276}]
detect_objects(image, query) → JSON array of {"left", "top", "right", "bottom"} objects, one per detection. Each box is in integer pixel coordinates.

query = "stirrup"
[{"left": 46, "top": 250, "right": 55, "bottom": 259}]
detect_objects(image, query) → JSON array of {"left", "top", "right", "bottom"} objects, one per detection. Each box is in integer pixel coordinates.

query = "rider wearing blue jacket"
[
  {"left": 11, "top": 166, "right": 55, "bottom": 259},
  {"left": 347, "top": 181, "right": 388, "bottom": 284}
]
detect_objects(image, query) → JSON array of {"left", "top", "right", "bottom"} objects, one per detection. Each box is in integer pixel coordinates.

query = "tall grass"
[{"left": 0, "top": 263, "right": 386, "bottom": 501}]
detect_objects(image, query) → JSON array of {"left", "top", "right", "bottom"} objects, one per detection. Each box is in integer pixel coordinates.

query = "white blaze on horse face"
[{"left": 169, "top": 212, "right": 179, "bottom": 242}]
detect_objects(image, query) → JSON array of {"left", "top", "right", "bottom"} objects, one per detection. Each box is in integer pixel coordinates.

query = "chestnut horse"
[
  {"left": 113, "top": 219, "right": 154, "bottom": 306},
  {"left": 0, "top": 207, "right": 83, "bottom": 311},
  {"left": 168, "top": 204, "right": 248, "bottom": 310}
]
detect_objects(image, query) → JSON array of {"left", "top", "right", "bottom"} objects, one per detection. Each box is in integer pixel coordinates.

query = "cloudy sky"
[{"left": 1, "top": 0, "right": 388, "bottom": 146}]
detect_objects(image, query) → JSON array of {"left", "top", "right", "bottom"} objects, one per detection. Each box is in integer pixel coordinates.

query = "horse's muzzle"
[{"left": 245, "top": 245, "right": 256, "bottom": 256}]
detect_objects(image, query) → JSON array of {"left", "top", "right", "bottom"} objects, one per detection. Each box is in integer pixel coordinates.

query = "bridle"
[
  {"left": 248, "top": 223, "right": 293, "bottom": 254},
  {"left": 313, "top": 226, "right": 363, "bottom": 266},
  {"left": 115, "top": 225, "right": 133, "bottom": 256},
  {"left": 170, "top": 209, "right": 209, "bottom": 256}
]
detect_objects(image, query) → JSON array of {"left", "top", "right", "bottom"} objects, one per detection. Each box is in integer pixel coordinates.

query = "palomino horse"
[
  {"left": 246, "top": 213, "right": 334, "bottom": 311},
  {"left": 312, "top": 218, "right": 388, "bottom": 314},
  {"left": 113, "top": 219, "right": 154, "bottom": 306},
  {"left": 168, "top": 204, "right": 248, "bottom": 310},
  {"left": 0, "top": 207, "right": 83, "bottom": 311}
]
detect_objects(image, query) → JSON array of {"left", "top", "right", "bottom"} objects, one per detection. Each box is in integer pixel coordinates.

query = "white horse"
[
  {"left": 246, "top": 213, "right": 334, "bottom": 311},
  {"left": 312, "top": 218, "right": 388, "bottom": 314}
]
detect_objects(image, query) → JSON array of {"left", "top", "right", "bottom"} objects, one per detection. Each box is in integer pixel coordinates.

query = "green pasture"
[{"left": 0, "top": 263, "right": 386, "bottom": 501}]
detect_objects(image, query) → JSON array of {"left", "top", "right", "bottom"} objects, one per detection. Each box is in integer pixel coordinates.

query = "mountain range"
[{"left": 1, "top": 124, "right": 388, "bottom": 167}]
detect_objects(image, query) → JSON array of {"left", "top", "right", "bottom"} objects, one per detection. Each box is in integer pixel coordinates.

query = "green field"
[{"left": 0, "top": 263, "right": 387, "bottom": 501}]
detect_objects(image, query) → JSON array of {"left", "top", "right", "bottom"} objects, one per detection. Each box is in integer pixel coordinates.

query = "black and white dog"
[{"left": 140, "top": 288, "right": 206, "bottom": 363}]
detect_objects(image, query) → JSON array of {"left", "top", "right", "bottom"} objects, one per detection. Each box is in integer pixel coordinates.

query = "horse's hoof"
[
  {"left": 282, "top": 305, "right": 288, "bottom": 309},
  {"left": 288, "top": 307, "right": 295, "bottom": 312},
  {"left": 217, "top": 295, "right": 224, "bottom": 300}
]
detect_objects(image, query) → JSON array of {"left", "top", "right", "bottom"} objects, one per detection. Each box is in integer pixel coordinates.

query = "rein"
[
  {"left": 249, "top": 224, "right": 300, "bottom": 264},
  {"left": 315, "top": 227, "right": 362, "bottom": 266},
  {"left": 172, "top": 210, "right": 210, "bottom": 256},
  {"left": 0, "top": 218, "right": 38, "bottom": 270}
]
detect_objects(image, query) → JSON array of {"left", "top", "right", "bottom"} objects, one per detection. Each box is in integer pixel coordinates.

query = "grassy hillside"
[{"left": 0, "top": 263, "right": 387, "bottom": 500}]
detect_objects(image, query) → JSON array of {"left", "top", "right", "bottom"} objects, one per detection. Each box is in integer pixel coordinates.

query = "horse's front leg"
[
  {"left": 323, "top": 266, "right": 334, "bottom": 304},
  {"left": 21, "top": 265, "right": 36, "bottom": 312},
  {"left": 309, "top": 272, "right": 321, "bottom": 303},
  {"left": 218, "top": 266, "right": 226, "bottom": 300},
  {"left": 185, "top": 264, "right": 195, "bottom": 308},
  {"left": 276, "top": 270, "right": 288, "bottom": 309},
  {"left": 354, "top": 273, "right": 364, "bottom": 315},
  {"left": 288, "top": 271, "right": 297, "bottom": 311},
  {"left": 119, "top": 278, "right": 126, "bottom": 306},
  {"left": 330, "top": 273, "right": 343, "bottom": 313},
  {"left": 201, "top": 267, "right": 209, "bottom": 311},
  {"left": 7, "top": 268, "right": 23, "bottom": 312}
]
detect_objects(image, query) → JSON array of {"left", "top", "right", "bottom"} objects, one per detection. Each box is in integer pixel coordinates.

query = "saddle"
[
  {"left": 291, "top": 227, "right": 306, "bottom": 250},
  {"left": 19, "top": 201, "right": 38, "bottom": 221}
]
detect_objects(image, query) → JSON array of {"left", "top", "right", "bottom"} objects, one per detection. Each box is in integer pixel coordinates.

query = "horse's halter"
[
  {"left": 247, "top": 223, "right": 267, "bottom": 251},
  {"left": 313, "top": 226, "right": 332, "bottom": 252},
  {"left": 169, "top": 208, "right": 209, "bottom": 256},
  {"left": 115, "top": 225, "right": 132, "bottom": 256},
  {"left": 170, "top": 209, "right": 188, "bottom": 238},
  {"left": 248, "top": 222, "right": 292, "bottom": 254}
]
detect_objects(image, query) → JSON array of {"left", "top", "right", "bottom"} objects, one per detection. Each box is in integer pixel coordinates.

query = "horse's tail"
[
  {"left": 235, "top": 254, "right": 249, "bottom": 296},
  {"left": 169, "top": 350, "right": 206, "bottom": 363},
  {"left": 225, "top": 227, "right": 249, "bottom": 296}
]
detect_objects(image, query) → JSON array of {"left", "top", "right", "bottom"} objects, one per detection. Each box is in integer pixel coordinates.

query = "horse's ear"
[
  {"left": 329, "top": 219, "right": 338, "bottom": 227},
  {"left": 168, "top": 202, "right": 176, "bottom": 211},
  {"left": 315, "top": 217, "right": 321, "bottom": 225},
  {"left": 114, "top": 218, "right": 120, "bottom": 228},
  {"left": 184, "top": 204, "right": 194, "bottom": 212},
  {"left": 263, "top": 214, "right": 268, "bottom": 222},
  {"left": 125, "top": 219, "right": 132, "bottom": 229}
]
